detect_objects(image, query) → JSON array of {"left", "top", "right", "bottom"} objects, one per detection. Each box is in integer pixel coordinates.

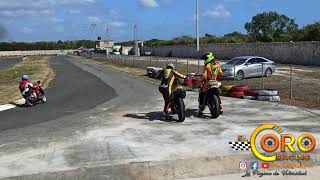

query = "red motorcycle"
[{"left": 23, "top": 81, "right": 47, "bottom": 107}]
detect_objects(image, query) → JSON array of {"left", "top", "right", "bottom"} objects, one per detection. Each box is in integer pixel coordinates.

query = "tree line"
[
  {"left": 0, "top": 40, "right": 95, "bottom": 51},
  {"left": 144, "top": 11, "right": 320, "bottom": 46}
]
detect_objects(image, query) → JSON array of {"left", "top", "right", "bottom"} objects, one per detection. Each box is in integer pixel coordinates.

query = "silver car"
[{"left": 221, "top": 56, "right": 276, "bottom": 80}]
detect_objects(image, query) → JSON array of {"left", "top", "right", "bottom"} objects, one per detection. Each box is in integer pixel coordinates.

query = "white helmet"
[{"left": 166, "top": 63, "right": 175, "bottom": 70}]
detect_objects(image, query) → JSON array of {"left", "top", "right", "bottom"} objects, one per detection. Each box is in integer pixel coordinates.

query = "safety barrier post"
[
  {"left": 156, "top": 57, "right": 159, "bottom": 67},
  {"left": 262, "top": 63, "right": 265, "bottom": 89},
  {"left": 233, "top": 64, "right": 236, "bottom": 84},
  {"left": 187, "top": 59, "right": 189, "bottom": 75},
  {"left": 290, "top": 64, "right": 293, "bottom": 99},
  {"left": 175, "top": 58, "right": 178, "bottom": 71},
  {"left": 149, "top": 57, "right": 152, "bottom": 67}
]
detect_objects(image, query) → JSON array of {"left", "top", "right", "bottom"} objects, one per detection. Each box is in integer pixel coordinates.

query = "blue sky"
[{"left": 0, "top": 0, "right": 319, "bottom": 42}]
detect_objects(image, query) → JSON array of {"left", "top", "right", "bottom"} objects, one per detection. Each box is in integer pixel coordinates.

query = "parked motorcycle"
[
  {"left": 170, "top": 83, "right": 186, "bottom": 122},
  {"left": 200, "top": 80, "right": 223, "bottom": 119},
  {"left": 23, "top": 81, "right": 47, "bottom": 107}
]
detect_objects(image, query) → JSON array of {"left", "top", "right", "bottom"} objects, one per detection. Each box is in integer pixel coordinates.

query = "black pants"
[
  {"left": 199, "top": 92, "right": 205, "bottom": 111},
  {"left": 159, "top": 86, "right": 171, "bottom": 113}
]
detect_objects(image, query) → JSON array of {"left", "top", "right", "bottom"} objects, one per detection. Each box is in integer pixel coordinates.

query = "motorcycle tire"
[
  {"left": 244, "top": 89, "right": 259, "bottom": 96},
  {"left": 26, "top": 99, "right": 34, "bottom": 107},
  {"left": 208, "top": 95, "right": 221, "bottom": 119},
  {"left": 231, "top": 85, "right": 249, "bottom": 92},
  {"left": 220, "top": 84, "right": 235, "bottom": 92},
  {"left": 258, "top": 95, "right": 281, "bottom": 102},
  {"left": 41, "top": 96, "right": 47, "bottom": 103},
  {"left": 176, "top": 98, "right": 185, "bottom": 122},
  {"left": 258, "top": 89, "right": 278, "bottom": 96},
  {"left": 230, "top": 91, "right": 244, "bottom": 98}
]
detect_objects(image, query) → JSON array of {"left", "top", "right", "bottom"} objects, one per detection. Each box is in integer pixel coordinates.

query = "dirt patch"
[{"left": 0, "top": 56, "right": 55, "bottom": 104}]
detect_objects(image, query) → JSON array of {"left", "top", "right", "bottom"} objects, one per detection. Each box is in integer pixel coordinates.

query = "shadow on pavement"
[{"left": 123, "top": 108, "right": 213, "bottom": 122}]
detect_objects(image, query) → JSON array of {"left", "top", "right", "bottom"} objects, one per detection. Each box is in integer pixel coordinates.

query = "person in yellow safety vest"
[
  {"left": 199, "top": 52, "right": 223, "bottom": 115},
  {"left": 159, "top": 63, "right": 187, "bottom": 116}
]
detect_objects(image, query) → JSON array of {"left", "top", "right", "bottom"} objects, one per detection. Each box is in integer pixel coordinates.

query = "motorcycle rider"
[
  {"left": 159, "top": 63, "right": 187, "bottom": 116},
  {"left": 199, "top": 52, "right": 223, "bottom": 115},
  {"left": 19, "top": 74, "right": 34, "bottom": 99}
]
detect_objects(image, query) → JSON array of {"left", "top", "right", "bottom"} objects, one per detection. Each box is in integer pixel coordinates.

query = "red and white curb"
[{"left": 0, "top": 99, "right": 25, "bottom": 112}]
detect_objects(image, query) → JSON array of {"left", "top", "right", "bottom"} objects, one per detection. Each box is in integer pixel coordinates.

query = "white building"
[{"left": 96, "top": 40, "right": 114, "bottom": 50}]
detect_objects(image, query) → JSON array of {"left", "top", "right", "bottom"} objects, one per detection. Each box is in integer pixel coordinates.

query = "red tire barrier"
[
  {"left": 230, "top": 91, "right": 244, "bottom": 98},
  {"left": 184, "top": 78, "right": 193, "bottom": 89},
  {"left": 231, "top": 85, "right": 249, "bottom": 92},
  {"left": 192, "top": 78, "right": 202, "bottom": 89},
  {"left": 244, "top": 89, "right": 259, "bottom": 96}
]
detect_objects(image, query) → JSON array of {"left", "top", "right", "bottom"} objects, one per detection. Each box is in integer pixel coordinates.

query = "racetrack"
[
  {"left": 0, "top": 56, "right": 116, "bottom": 131},
  {"left": 0, "top": 56, "right": 319, "bottom": 179}
]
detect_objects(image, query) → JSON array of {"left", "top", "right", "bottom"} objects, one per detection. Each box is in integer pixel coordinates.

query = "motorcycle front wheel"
[
  {"left": 41, "top": 95, "right": 47, "bottom": 103},
  {"left": 208, "top": 95, "right": 221, "bottom": 119},
  {"left": 26, "top": 98, "right": 34, "bottom": 107},
  {"left": 175, "top": 98, "right": 185, "bottom": 122}
]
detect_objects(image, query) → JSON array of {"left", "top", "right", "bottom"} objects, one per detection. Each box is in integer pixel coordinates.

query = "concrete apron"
[
  {"left": 1, "top": 154, "right": 262, "bottom": 180},
  {"left": 6, "top": 150, "right": 320, "bottom": 180}
]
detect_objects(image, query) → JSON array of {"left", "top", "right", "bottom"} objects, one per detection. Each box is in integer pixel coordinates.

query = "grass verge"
[{"left": 0, "top": 56, "right": 55, "bottom": 104}]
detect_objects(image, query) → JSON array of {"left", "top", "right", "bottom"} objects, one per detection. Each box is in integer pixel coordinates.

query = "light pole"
[{"left": 196, "top": 0, "right": 200, "bottom": 74}]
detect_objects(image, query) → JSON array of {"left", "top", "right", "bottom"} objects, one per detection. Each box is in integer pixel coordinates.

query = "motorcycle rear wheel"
[
  {"left": 176, "top": 98, "right": 185, "bottom": 122},
  {"left": 208, "top": 95, "right": 221, "bottom": 119}
]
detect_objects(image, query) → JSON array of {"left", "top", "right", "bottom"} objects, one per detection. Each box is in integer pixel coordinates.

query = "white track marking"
[{"left": 0, "top": 99, "right": 25, "bottom": 112}]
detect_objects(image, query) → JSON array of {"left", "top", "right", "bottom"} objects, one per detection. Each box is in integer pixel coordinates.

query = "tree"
[
  {"left": 300, "top": 22, "right": 320, "bottom": 41},
  {"left": 205, "top": 33, "right": 214, "bottom": 37},
  {"left": 245, "top": 12, "right": 298, "bottom": 42}
]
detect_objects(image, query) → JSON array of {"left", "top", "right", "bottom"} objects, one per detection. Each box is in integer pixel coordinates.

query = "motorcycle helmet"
[
  {"left": 22, "top": 74, "right": 29, "bottom": 81},
  {"left": 166, "top": 63, "right": 176, "bottom": 70},
  {"left": 202, "top": 52, "right": 215, "bottom": 65}
]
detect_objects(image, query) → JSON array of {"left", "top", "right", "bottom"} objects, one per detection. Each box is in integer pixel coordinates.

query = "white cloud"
[
  {"left": 21, "top": 27, "right": 33, "bottom": 34},
  {"left": 51, "top": 17, "right": 64, "bottom": 23},
  {"left": 204, "top": 5, "right": 231, "bottom": 18},
  {"left": 224, "top": 0, "right": 240, "bottom": 2},
  {"left": 138, "top": 0, "right": 159, "bottom": 8},
  {"left": 0, "top": 0, "right": 94, "bottom": 18},
  {"left": 88, "top": 16, "right": 102, "bottom": 24},
  {"left": 108, "top": 21, "right": 126, "bottom": 28},
  {"left": 60, "top": 0, "right": 95, "bottom": 4},
  {"left": 67, "top": 10, "right": 81, "bottom": 15},
  {"left": 0, "top": 9, "right": 53, "bottom": 17}
]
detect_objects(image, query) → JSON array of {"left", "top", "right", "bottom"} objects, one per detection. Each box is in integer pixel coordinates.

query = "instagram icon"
[{"left": 239, "top": 162, "right": 247, "bottom": 170}]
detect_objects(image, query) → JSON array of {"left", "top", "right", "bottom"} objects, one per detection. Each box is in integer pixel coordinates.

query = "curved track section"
[{"left": 0, "top": 56, "right": 116, "bottom": 131}]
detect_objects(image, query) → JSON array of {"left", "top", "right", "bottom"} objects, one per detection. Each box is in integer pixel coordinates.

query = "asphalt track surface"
[
  {"left": 0, "top": 56, "right": 116, "bottom": 131},
  {"left": 0, "top": 57, "right": 21, "bottom": 70}
]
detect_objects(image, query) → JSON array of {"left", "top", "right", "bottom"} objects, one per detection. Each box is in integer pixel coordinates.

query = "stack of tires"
[
  {"left": 183, "top": 78, "right": 194, "bottom": 89},
  {"left": 243, "top": 89, "right": 259, "bottom": 100},
  {"left": 220, "top": 84, "right": 236, "bottom": 96},
  {"left": 257, "top": 89, "right": 280, "bottom": 102},
  {"left": 229, "top": 85, "right": 249, "bottom": 98}
]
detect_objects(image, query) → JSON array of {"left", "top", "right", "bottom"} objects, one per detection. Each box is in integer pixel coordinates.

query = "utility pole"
[
  {"left": 134, "top": 24, "right": 139, "bottom": 56},
  {"left": 106, "top": 28, "right": 109, "bottom": 40},
  {"left": 196, "top": 0, "right": 200, "bottom": 74}
]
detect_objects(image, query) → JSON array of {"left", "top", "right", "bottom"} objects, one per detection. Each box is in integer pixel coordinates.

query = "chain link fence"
[{"left": 84, "top": 53, "right": 320, "bottom": 109}]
